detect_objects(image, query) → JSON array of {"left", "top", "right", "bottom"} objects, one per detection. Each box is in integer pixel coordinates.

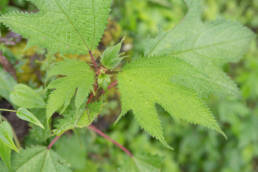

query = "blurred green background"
[{"left": 0, "top": 0, "right": 257, "bottom": 171}]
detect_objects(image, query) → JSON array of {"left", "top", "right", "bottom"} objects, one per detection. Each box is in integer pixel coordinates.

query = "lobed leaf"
[
  {"left": 0, "top": 0, "right": 112, "bottom": 53},
  {"left": 46, "top": 59, "right": 94, "bottom": 124},
  {"left": 12, "top": 146, "right": 71, "bottom": 172}
]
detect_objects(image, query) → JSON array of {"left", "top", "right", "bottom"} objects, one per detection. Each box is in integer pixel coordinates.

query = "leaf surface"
[
  {"left": 118, "top": 55, "right": 225, "bottom": 147},
  {"left": 16, "top": 108, "right": 45, "bottom": 129},
  {"left": 0, "top": 0, "right": 112, "bottom": 53},
  {"left": 0, "top": 140, "right": 11, "bottom": 168},
  {"left": 0, "top": 68, "right": 16, "bottom": 101},
  {"left": 47, "top": 59, "right": 94, "bottom": 124},
  {"left": 0, "top": 121, "right": 18, "bottom": 152},
  {"left": 144, "top": 0, "right": 254, "bottom": 98},
  {"left": 12, "top": 146, "right": 71, "bottom": 172},
  {"left": 10, "top": 84, "right": 45, "bottom": 109}
]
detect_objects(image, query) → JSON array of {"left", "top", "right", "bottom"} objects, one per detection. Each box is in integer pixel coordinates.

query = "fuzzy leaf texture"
[
  {"left": 144, "top": 0, "right": 254, "bottom": 98},
  {"left": 12, "top": 146, "right": 71, "bottom": 172},
  {"left": 118, "top": 55, "right": 225, "bottom": 147},
  {"left": 0, "top": 0, "right": 112, "bottom": 53},
  {"left": 46, "top": 59, "right": 95, "bottom": 124}
]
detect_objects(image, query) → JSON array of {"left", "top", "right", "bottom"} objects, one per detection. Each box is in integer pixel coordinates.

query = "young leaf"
[
  {"left": 0, "top": 140, "right": 11, "bottom": 168},
  {"left": 47, "top": 59, "right": 94, "bottom": 124},
  {"left": 0, "top": 0, "right": 112, "bottom": 53},
  {"left": 77, "top": 101, "right": 103, "bottom": 128},
  {"left": 0, "top": 121, "right": 18, "bottom": 152},
  {"left": 10, "top": 84, "right": 45, "bottom": 109},
  {"left": 144, "top": 0, "right": 254, "bottom": 98},
  {"left": 0, "top": 68, "right": 16, "bottom": 101},
  {"left": 117, "top": 55, "right": 225, "bottom": 147},
  {"left": 101, "top": 39, "right": 124, "bottom": 69},
  {"left": 12, "top": 146, "right": 72, "bottom": 172},
  {"left": 16, "top": 108, "right": 44, "bottom": 129}
]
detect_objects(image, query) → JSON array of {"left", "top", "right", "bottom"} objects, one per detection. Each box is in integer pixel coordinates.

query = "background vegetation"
[{"left": 0, "top": 0, "right": 257, "bottom": 171}]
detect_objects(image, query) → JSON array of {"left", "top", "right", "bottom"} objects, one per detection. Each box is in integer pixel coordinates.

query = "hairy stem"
[
  {"left": 88, "top": 125, "right": 133, "bottom": 157},
  {"left": 89, "top": 50, "right": 98, "bottom": 71}
]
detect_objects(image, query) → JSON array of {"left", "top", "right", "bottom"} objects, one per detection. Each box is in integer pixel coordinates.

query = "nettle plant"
[{"left": 0, "top": 0, "right": 254, "bottom": 171}]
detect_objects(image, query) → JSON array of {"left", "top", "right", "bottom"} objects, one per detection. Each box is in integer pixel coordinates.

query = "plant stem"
[
  {"left": 47, "top": 135, "right": 61, "bottom": 149},
  {"left": 88, "top": 125, "right": 133, "bottom": 157},
  {"left": 0, "top": 108, "right": 17, "bottom": 113},
  {"left": 89, "top": 50, "right": 98, "bottom": 71}
]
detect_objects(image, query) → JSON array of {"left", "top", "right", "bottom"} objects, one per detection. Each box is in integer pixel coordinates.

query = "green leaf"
[
  {"left": 101, "top": 39, "right": 124, "bottom": 69},
  {"left": 118, "top": 55, "right": 225, "bottom": 147},
  {"left": 47, "top": 59, "right": 94, "bottom": 124},
  {"left": 10, "top": 84, "right": 45, "bottom": 109},
  {"left": 53, "top": 101, "right": 102, "bottom": 136},
  {"left": 12, "top": 146, "right": 72, "bottom": 172},
  {"left": 0, "top": 140, "right": 11, "bottom": 168},
  {"left": 77, "top": 101, "right": 102, "bottom": 128},
  {"left": 16, "top": 108, "right": 45, "bottom": 129},
  {"left": 0, "top": 0, "right": 112, "bottom": 53},
  {"left": 120, "top": 154, "right": 163, "bottom": 172},
  {"left": 0, "top": 68, "right": 17, "bottom": 101},
  {"left": 0, "top": 121, "right": 18, "bottom": 152},
  {"left": 144, "top": 0, "right": 254, "bottom": 98}
]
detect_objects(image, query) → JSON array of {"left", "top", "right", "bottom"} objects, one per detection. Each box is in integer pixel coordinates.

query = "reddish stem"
[
  {"left": 108, "top": 80, "right": 118, "bottom": 90},
  {"left": 89, "top": 50, "right": 98, "bottom": 71},
  {"left": 47, "top": 135, "right": 61, "bottom": 149},
  {"left": 88, "top": 125, "right": 133, "bottom": 157}
]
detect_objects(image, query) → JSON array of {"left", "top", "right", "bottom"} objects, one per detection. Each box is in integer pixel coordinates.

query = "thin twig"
[
  {"left": 88, "top": 125, "right": 133, "bottom": 157},
  {"left": 47, "top": 135, "right": 61, "bottom": 149},
  {"left": 0, "top": 108, "right": 17, "bottom": 113}
]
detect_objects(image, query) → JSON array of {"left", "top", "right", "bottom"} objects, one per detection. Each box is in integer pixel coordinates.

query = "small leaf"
[
  {"left": 16, "top": 108, "right": 44, "bottom": 129},
  {"left": 77, "top": 101, "right": 103, "bottom": 128},
  {"left": 10, "top": 84, "right": 45, "bottom": 109},
  {"left": 0, "top": 121, "right": 18, "bottom": 152},
  {"left": 101, "top": 39, "right": 124, "bottom": 69},
  {"left": 0, "top": 68, "right": 16, "bottom": 101},
  {"left": 0, "top": 140, "right": 11, "bottom": 168},
  {"left": 12, "top": 146, "right": 72, "bottom": 172},
  {"left": 47, "top": 59, "right": 94, "bottom": 125}
]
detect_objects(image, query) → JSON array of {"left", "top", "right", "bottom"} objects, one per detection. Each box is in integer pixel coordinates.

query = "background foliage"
[{"left": 0, "top": 0, "right": 257, "bottom": 171}]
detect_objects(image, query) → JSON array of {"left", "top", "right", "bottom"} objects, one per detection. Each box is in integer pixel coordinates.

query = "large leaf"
[
  {"left": 0, "top": 68, "right": 16, "bottom": 101},
  {"left": 118, "top": 55, "right": 225, "bottom": 147},
  {"left": 144, "top": 0, "right": 254, "bottom": 98},
  {"left": 10, "top": 84, "right": 45, "bottom": 109},
  {"left": 0, "top": 121, "right": 18, "bottom": 152},
  {"left": 47, "top": 59, "right": 95, "bottom": 124},
  {"left": 12, "top": 146, "right": 71, "bottom": 172},
  {"left": 0, "top": 0, "right": 112, "bottom": 53}
]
